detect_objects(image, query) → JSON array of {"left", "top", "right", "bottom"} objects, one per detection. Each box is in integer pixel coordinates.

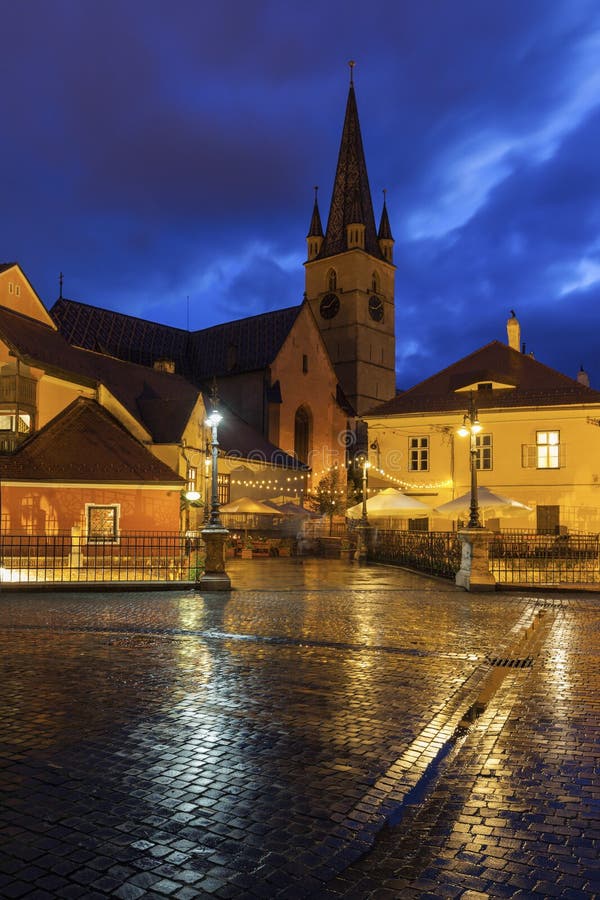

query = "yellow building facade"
[{"left": 365, "top": 317, "right": 600, "bottom": 534}]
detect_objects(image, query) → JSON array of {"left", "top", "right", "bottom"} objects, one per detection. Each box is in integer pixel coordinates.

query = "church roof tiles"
[
  {"left": 51, "top": 297, "right": 303, "bottom": 381},
  {"left": 318, "top": 83, "right": 384, "bottom": 261}
]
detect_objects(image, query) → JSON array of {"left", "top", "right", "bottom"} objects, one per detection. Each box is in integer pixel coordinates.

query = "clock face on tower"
[
  {"left": 320, "top": 292, "right": 340, "bottom": 319},
  {"left": 368, "top": 295, "right": 384, "bottom": 322}
]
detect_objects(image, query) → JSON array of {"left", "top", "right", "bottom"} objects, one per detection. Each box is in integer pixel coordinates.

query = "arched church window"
[
  {"left": 327, "top": 269, "right": 337, "bottom": 292},
  {"left": 294, "top": 405, "right": 312, "bottom": 465},
  {"left": 371, "top": 272, "right": 380, "bottom": 293}
]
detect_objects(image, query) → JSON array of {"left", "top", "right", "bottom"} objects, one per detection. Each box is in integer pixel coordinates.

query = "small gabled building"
[
  {"left": 0, "top": 397, "right": 184, "bottom": 535},
  {"left": 364, "top": 315, "right": 600, "bottom": 533}
]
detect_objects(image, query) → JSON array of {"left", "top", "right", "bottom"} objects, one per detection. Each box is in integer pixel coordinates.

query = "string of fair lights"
[{"left": 228, "top": 462, "right": 451, "bottom": 495}]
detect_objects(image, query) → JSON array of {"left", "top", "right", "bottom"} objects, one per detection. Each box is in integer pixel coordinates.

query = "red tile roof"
[
  {"left": 367, "top": 341, "right": 600, "bottom": 416},
  {"left": 0, "top": 398, "right": 184, "bottom": 483}
]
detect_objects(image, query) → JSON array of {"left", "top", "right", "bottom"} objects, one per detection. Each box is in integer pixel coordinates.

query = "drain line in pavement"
[{"left": 333, "top": 605, "right": 553, "bottom": 870}]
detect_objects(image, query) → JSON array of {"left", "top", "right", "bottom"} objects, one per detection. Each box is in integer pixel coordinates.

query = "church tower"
[{"left": 305, "top": 65, "right": 396, "bottom": 416}]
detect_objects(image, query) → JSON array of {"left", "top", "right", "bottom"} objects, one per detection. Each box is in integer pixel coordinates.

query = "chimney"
[
  {"left": 153, "top": 359, "right": 175, "bottom": 374},
  {"left": 506, "top": 310, "right": 520, "bottom": 351},
  {"left": 577, "top": 365, "right": 590, "bottom": 388}
]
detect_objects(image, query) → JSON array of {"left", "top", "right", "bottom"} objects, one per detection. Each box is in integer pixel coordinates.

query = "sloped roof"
[
  {"left": 0, "top": 263, "right": 17, "bottom": 274},
  {"left": 187, "top": 306, "right": 302, "bottom": 378},
  {"left": 51, "top": 297, "right": 303, "bottom": 380},
  {"left": 318, "top": 83, "right": 383, "bottom": 261},
  {"left": 368, "top": 341, "right": 600, "bottom": 417},
  {"left": 0, "top": 305, "right": 199, "bottom": 444},
  {"left": 0, "top": 304, "right": 305, "bottom": 463},
  {"left": 51, "top": 297, "right": 190, "bottom": 368},
  {"left": 0, "top": 398, "right": 184, "bottom": 483}
]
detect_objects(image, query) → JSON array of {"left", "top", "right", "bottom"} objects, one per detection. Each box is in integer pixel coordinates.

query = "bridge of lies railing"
[
  {"left": 369, "top": 529, "right": 600, "bottom": 586},
  {"left": 1, "top": 528, "right": 599, "bottom": 588}
]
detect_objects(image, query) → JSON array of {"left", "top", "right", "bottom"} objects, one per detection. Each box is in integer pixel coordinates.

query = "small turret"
[
  {"left": 346, "top": 189, "right": 366, "bottom": 249},
  {"left": 306, "top": 186, "right": 324, "bottom": 260},
  {"left": 507, "top": 310, "right": 520, "bottom": 351},
  {"left": 577, "top": 365, "right": 590, "bottom": 388},
  {"left": 377, "top": 191, "right": 394, "bottom": 262}
]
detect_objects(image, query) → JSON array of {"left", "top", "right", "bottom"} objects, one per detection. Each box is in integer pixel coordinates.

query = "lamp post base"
[
  {"left": 455, "top": 527, "right": 496, "bottom": 592},
  {"left": 356, "top": 522, "right": 371, "bottom": 560},
  {"left": 198, "top": 527, "right": 231, "bottom": 591}
]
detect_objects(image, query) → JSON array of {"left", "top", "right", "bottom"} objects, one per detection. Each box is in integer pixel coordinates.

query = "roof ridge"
[
  {"left": 52, "top": 297, "right": 190, "bottom": 335},
  {"left": 191, "top": 303, "right": 302, "bottom": 337}
]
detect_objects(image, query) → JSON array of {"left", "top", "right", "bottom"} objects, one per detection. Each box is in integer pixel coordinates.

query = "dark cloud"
[{"left": 1, "top": 0, "right": 599, "bottom": 392}]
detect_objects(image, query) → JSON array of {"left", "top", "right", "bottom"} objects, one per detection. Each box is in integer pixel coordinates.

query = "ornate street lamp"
[
  {"left": 357, "top": 453, "right": 371, "bottom": 523},
  {"left": 457, "top": 399, "right": 483, "bottom": 528},
  {"left": 199, "top": 404, "right": 231, "bottom": 590},
  {"left": 205, "top": 409, "right": 223, "bottom": 527}
]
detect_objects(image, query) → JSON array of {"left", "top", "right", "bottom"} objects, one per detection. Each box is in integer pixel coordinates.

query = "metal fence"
[
  {"left": 370, "top": 529, "right": 462, "bottom": 579},
  {"left": 0, "top": 532, "right": 202, "bottom": 585},
  {"left": 369, "top": 528, "right": 600, "bottom": 586},
  {"left": 489, "top": 532, "right": 600, "bottom": 585}
]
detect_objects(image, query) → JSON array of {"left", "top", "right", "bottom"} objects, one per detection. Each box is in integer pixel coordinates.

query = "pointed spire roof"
[
  {"left": 306, "top": 186, "right": 324, "bottom": 237},
  {"left": 319, "top": 72, "right": 384, "bottom": 260},
  {"left": 378, "top": 192, "right": 394, "bottom": 241}
]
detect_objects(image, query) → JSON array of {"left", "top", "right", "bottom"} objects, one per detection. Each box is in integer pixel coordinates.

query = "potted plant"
[{"left": 241, "top": 536, "right": 254, "bottom": 559}]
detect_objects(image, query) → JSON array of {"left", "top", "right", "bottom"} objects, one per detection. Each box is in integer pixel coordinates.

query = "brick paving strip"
[
  {"left": 0, "top": 565, "right": 585, "bottom": 898},
  {"left": 327, "top": 598, "right": 600, "bottom": 898}
]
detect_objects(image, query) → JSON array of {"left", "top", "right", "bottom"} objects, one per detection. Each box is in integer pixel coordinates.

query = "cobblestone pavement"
[{"left": 0, "top": 559, "right": 598, "bottom": 898}]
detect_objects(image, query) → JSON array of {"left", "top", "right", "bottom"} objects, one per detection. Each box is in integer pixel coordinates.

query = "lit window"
[
  {"left": 217, "top": 474, "right": 230, "bottom": 505},
  {"left": 187, "top": 466, "right": 197, "bottom": 492},
  {"left": 0, "top": 412, "right": 31, "bottom": 433},
  {"left": 409, "top": 436, "right": 429, "bottom": 471},
  {"left": 86, "top": 505, "right": 119, "bottom": 542},
  {"left": 537, "top": 431, "right": 560, "bottom": 469},
  {"left": 475, "top": 434, "right": 493, "bottom": 470}
]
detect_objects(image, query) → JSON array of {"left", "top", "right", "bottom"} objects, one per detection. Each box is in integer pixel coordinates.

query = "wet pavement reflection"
[{"left": 0, "top": 560, "right": 598, "bottom": 897}]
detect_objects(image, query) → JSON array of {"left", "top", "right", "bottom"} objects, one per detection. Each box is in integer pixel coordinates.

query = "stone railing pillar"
[{"left": 455, "top": 528, "right": 496, "bottom": 592}]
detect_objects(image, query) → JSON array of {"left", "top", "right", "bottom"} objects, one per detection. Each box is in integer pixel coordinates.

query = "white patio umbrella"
[
  {"left": 219, "top": 497, "right": 280, "bottom": 515},
  {"left": 219, "top": 496, "right": 283, "bottom": 539},
  {"left": 434, "top": 486, "right": 533, "bottom": 519},
  {"left": 346, "top": 488, "right": 431, "bottom": 519}
]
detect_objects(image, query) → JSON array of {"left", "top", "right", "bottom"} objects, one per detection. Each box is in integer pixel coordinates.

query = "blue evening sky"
[{"left": 1, "top": 0, "right": 599, "bottom": 390}]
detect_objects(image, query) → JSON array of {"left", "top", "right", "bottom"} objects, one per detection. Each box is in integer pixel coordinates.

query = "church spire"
[
  {"left": 306, "top": 186, "right": 324, "bottom": 260},
  {"left": 377, "top": 190, "right": 394, "bottom": 261},
  {"left": 319, "top": 64, "right": 383, "bottom": 260}
]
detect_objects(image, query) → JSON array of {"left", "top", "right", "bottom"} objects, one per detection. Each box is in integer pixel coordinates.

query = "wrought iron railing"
[
  {"left": 0, "top": 532, "right": 204, "bottom": 585},
  {"left": 369, "top": 529, "right": 462, "bottom": 579},
  {"left": 489, "top": 532, "right": 600, "bottom": 585}
]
